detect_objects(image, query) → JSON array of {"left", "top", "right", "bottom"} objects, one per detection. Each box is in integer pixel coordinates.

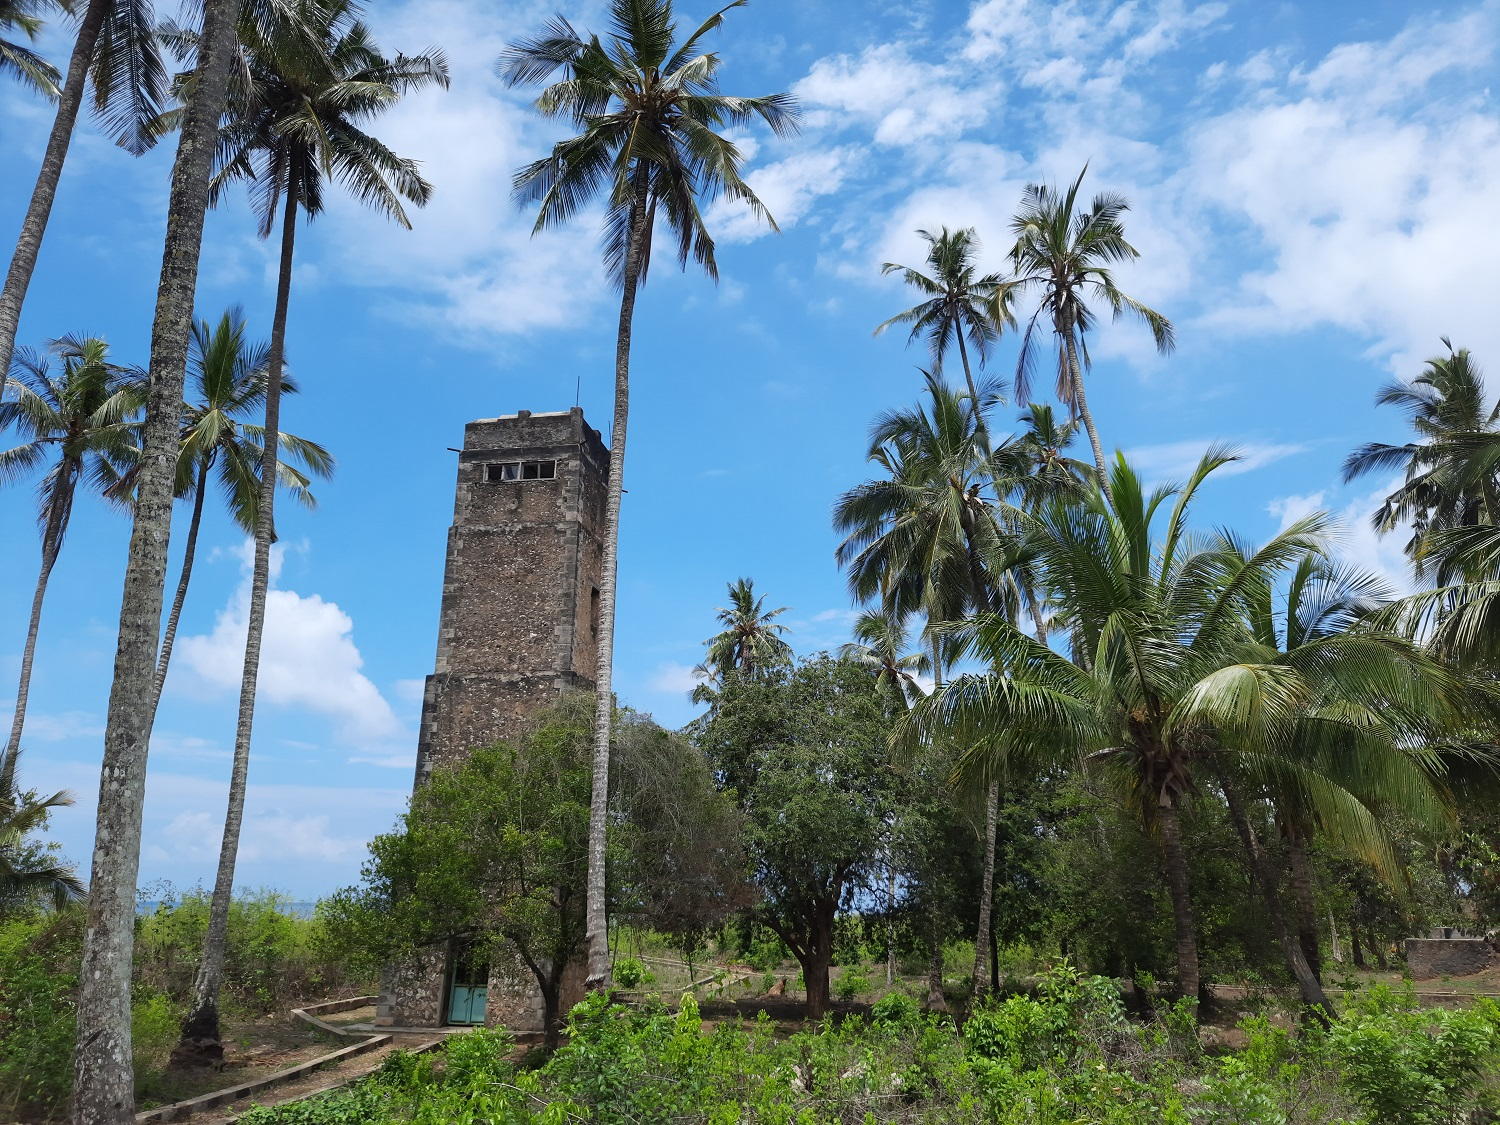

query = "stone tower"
[
  {"left": 415, "top": 406, "right": 609, "bottom": 782},
  {"left": 379, "top": 407, "right": 608, "bottom": 1031}
]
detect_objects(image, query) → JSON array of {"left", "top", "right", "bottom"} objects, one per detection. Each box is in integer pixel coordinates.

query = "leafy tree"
[
  {"left": 501, "top": 0, "right": 797, "bottom": 989},
  {"left": 157, "top": 0, "right": 445, "bottom": 1066},
  {"left": 74, "top": 0, "right": 279, "bottom": 1110},
  {"left": 702, "top": 577, "right": 792, "bottom": 681},
  {"left": 0, "top": 336, "right": 142, "bottom": 761},
  {"left": 0, "top": 745, "right": 82, "bottom": 916},
  {"left": 699, "top": 656, "right": 897, "bottom": 1018},
  {"left": 1007, "top": 167, "right": 1174, "bottom": 504},
  {"left": 149, "top": 308, "right": 332, "bottom": 716},
  {"left": 0, "top": 0, "right": 165, "bottom": 429},
  {"left": 903, "top": 452, "right": 1475, "bottom": 1009},
  {"left": 0, "top": 0, "right": 61, "bottom": 96},
  {"left": 325, "top": 698, "right": 740, "bottom": 1045},
  {"left": 875, "top": 226, "right": 1011, "bottom": 433}
]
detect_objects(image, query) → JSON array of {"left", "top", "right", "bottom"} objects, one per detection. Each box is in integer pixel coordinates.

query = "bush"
[
  {"left": 612, "top": 956, "right": 654, "bottom": 990},
  {"left": 834, "top": 966, "right": 872, "bottom": 1002}
]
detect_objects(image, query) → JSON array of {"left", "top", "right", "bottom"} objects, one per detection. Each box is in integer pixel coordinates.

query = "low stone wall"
[{"left": 1406, "top": 937, "right": 1495, "bottom": 980}]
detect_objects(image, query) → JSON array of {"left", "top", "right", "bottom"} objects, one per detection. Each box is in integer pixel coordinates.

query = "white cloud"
[
  {"left": 175, "top": 543, "right": 403, "bottom": 744},
  {"left": 1126, "top": 438, "right": 1307, "bottom": 483},
  {"left": 1186, "top": 5, "right": 1500, "bottom": 376},
  {"left": 647, "top": 662, "right": 702, "bottom": 695},
  {"left": 709, "top": 147, "right": 863, "bottom": 243},
  {"left": 794, "top": 44, "right": 994, "bottom": 147},
  {"left": 1268, "top": 478, "right": 1416, "bottom": 594}
]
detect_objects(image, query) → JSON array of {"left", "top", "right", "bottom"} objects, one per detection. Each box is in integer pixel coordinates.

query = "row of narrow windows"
[{"left": 486, "top": 459, "right": 556, "bottom": 482}]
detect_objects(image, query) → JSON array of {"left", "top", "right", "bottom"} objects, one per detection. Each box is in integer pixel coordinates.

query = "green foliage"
[
  {"left": 1326, "top": 987, "right": 1500, "bottom": 1125},
  {"left": 834, "top": 965, "right": 872, "bottom": 1002},
  {"left": 611, "top": 956, "right": 654, "bottom": 990},
  {"left": 0, "top": 908, "right": 183, "bottom": 1117},
  {"left": 228, "top": 966, "right": 1500, "bottom": 1125},
  {"left": 136, "top": 888, "right": 367, "bottom": 1014}
]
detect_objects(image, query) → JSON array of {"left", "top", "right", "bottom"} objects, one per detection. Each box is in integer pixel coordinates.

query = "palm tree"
[
  {"left": 0, "top": 336, "right": 143, "bottom": 762},
  {"left": 0, "top": 744, "right": 83, "bottom": 915},
  {"left": 875, "top": 227, "right": 1011, "bottom": 435},
  {"left": 501, "top": 0, "right": 797, "bottom": 989},
  {"left": 901, "top": 451, "right": 1473, "bottom": 1008},
  {"left": 1008, "top": 167, "right": 1175, "bottom": 504},
  {"left": 0, "top": 0, "right": 62, "bottom": 96},
  {"left": 702, "top": 577, "right": 792, "bottom": 681},
  {"left": 1344, "top": 341, "right": 1499, "bottom": 571},
  {"left": 835, "top": 373, "right": 1010, "bottom": 1005},
  {"left": 73, "top": 0, "right": 248, "bottom": 1111},
  {"left": 160, "top": 0, "right": 443, "bottom": 1067},
  {"left": 839, "top": 609, "right": 928, "bottom": 711},
  {"left": 0, "top": 0, "right": 164, "bottom": 429},
  {"left": 150, "top": 308, "right": 332, "bottom": 716}
]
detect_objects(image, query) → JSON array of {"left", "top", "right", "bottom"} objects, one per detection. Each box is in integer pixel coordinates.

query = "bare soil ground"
[{"left": 134, "top": 1005, "right": 380, "bottom": 1111}]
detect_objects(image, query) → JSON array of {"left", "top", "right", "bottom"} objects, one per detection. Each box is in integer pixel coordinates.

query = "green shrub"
[
  {"left": 834, "top": 965, "right": 872, "bottom": 1002},
  {"left": 611, "top": 955, "right": 654, "bottom": 990}
]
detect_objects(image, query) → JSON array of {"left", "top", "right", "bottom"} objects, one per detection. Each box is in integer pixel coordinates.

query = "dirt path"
[{"left": 193, "top": 1036, "right": 439, "bottom": 1124}]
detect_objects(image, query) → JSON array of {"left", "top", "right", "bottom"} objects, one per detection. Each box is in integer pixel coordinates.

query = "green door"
[{"left": 446, "top": 942, "right": 489, "bottom": 1025}]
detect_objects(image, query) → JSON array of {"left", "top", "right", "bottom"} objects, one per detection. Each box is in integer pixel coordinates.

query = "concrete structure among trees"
[{"left": 377, "top": 407, "right": 608, "bottom": 1032}]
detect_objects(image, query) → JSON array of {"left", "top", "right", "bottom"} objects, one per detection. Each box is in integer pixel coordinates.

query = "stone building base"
[
  {"left": 375, "top": 943, "right": 587, "bottom": 1033},
  {"left": 1406, "top": 937, "right": 1496, "bottom": 980}
]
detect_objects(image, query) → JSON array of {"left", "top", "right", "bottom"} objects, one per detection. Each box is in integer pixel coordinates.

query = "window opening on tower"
[{"left": 486, "top": 459, "right": 556, "bottom": 482}]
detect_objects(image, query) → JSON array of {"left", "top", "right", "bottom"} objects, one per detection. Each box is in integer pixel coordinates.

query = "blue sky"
[{"left": 2, "top": 0, "right": 1497, "bottom": 898}]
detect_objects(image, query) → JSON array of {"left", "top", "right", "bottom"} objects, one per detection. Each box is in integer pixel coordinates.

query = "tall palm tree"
[
  {"left": 702, "top": 577, "right": 792, "bottom": 681},
  {"left": 875, "top": 227, "right": 1011, "bottom": 435},
  {"left": 73, "top": 0, "right": 247, "bottom": 1111},
  {"left": 0, "top": 336, "right": 143, "bottom": 762},
  {"left": 150, "top": 308, "right": 332, "bottom": 716},
  {"left": 0, "top": 744, "right": 83, "bottom": 915},
  {"left": 1008, "top": 167, "right": 1175, "bottom": 504},
  {"left": 1344, "top": 341, "right": 1499, "bottom": 571},
  {"left": 835, "top": 373, "right": 1011, "bottom": 1004},
  {"left": 839, "top": 608, "right": 928, "bottom": 711},
  {"left": 159, "top": 0, "right": 443, "bottom": 1067},
  {"left": 0, "top": 0, "right": 164, "bottom": 430},
  {"left": 501, "top": 0, "right": 797, "bottom": 989},
  {"left": 902, "top": 452, "right": 1473, "bottom": 1008},
  {"left": 0, "top": 0, "right": 62, "bottom": 96}
]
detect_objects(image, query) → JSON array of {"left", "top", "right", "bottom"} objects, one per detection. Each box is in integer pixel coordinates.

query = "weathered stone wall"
[
  {"left": 1406, "top": 937, "right": 1496, "bottom": 980},
  {"left": 383, "top": 407, "right": 608, "bottom": 1031},
  {"left": 414, "top": 407, "right": 608, "bottom": 781}
]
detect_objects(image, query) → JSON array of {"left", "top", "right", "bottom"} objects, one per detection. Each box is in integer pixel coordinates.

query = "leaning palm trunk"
[
  {"left": 0, "top": 0, "right": 108, "bottom": 413},
  {"left": 172, "top": 195, "right": 296, "bottom": 1067},
  {"left": 1221, "top": 778, "right": 1333, "bottom": 1020},
  {"left": 1280, "top": 819, "right": 1323, "bottom": 982},
  {"left": 585, "top": 176, "right": 649, "bottom": 990},
  {"left": 1062, "top": 329, "right": 1112, "bottom": 506},
  {"left": 968, "top": 777, "right": 999, "bottom": 1008},
  {"left": 72, "top": 0, "right": 240, "bottom": 1116},
  {"left": 5, "top": 496, "right": 69, "bottom": 758},
  {"left": 149, "top": 458, "right": 210, "bottom": 718},
  {"left": 1154, "top": 795, "right": 1200, "bottom": 1005}
]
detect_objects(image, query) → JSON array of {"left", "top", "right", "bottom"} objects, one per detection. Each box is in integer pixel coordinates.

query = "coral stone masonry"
[
  {"left": 378, "top": 407, "right": 608, "bottom": 1033},
  {"left": 414, "top": 407, "right": 608, "bottom": 782}
]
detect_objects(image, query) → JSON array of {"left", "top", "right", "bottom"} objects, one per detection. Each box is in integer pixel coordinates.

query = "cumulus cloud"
[
  {"left": 794, "top": 44, "right": 996, "bottom": 146},
  {"left": 175, "top": 543, "right": 403, "bottom": 744},
  {"left": 708, "top": 147, "right": 863, "bottom": 243},
  {"left": 1268, "top": 479, "right": 1417, "bottom": 594}
]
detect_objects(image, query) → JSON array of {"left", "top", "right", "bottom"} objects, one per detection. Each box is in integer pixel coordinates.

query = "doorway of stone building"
[{"left": 445, "top": 939, "right": 489, "bottom": 1025}]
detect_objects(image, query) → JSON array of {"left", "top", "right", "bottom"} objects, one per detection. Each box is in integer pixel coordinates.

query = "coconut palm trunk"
[
  {"left": 72, "top": 0, "right": 239, "bottom": 1115},
  {"left": 1281, "top": 820, "right": 1323, "bottom": 982},
  {"left": 1221, "top": 777, "right": 1333, "bottom": 1019},
  {"left": 1155, "top": 794, "right": 1200, "bottom": 1005},
  {"left": 969, "top": 777, "right": 999, "bottom": 1004},
  {"left": 0, "top": 0, "right": 107, "bottom": 411},
  {"left": 1062, "top": 329, "right": 1112, "bottom": 506},
  {"left": 150, "top": 457, "right": 209, "bottom": 716},
  {"left": 172, "top": 193, "right": 295, "bottom": 1067},
  {"left": 585, "top": 175, "right": 648, "bottom": 990},
  {"left": 5, "top": 491, "right": 70, "bottom": 758}
]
